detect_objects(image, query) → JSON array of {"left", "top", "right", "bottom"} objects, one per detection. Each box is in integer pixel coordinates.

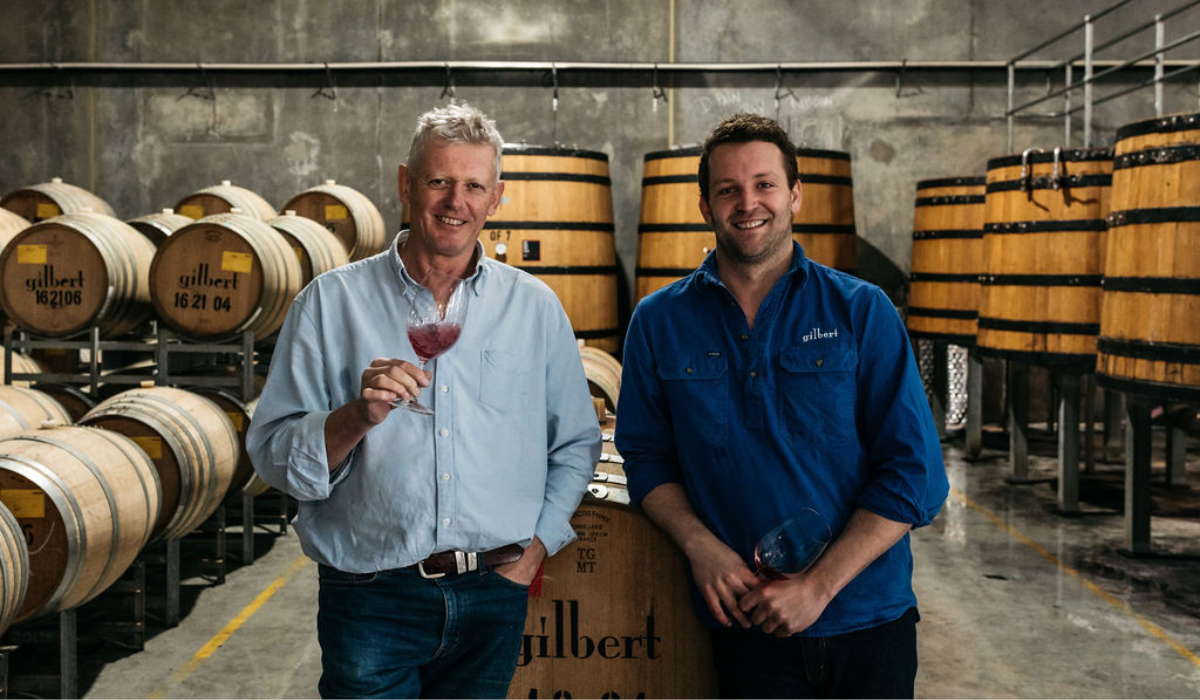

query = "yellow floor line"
[
  {"left": 147, "top": 555, "right": 312, "bottom": 699},
  {"left": 950, "top": 487, "right": 1200, "bottom": 668}
]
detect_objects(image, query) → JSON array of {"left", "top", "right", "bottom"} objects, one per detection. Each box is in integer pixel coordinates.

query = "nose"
[{"left": 735, "top": 187, "right": 757, "bottom": 212}]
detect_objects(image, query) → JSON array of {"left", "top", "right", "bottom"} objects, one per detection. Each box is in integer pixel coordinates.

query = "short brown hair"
[{"left": 698, "top": 113, "right": 799, "bottom": 201}]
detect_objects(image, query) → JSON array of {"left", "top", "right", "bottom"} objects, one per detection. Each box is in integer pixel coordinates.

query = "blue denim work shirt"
[
  {"left": 246, "top": 232, "right": 602, "bottom": 573},
  {"left": 615, "top": 242, "right": 948, "bottom": 636}
]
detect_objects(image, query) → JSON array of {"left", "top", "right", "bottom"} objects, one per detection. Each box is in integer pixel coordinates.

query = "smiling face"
[
  {"left": 699, "top": 140, "right": 802, "bottom": 267},
  {"left": 398, "top": 139, "right": 504, "bottom": 266}
]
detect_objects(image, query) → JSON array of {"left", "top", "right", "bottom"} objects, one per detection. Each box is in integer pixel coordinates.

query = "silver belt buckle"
[{"left": 417, "top": 561, "right": 445, "bottom": 579}]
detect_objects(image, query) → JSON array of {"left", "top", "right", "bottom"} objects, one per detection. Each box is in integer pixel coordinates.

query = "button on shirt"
[
  {"left": 247, "top": 232, "right": 602, "bottom": 574},
  {"left": 615, "top": 242, "right": 948, "bottom": 636}
]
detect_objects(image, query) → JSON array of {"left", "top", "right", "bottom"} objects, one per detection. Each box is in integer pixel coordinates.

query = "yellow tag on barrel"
[
  {"left": 132, "top": 436, "right": 163, "bottom": 459},
  {"left": 325, "top": 204, "right": 348, "bottom": 220},
  {"left": 36, "top": 203, "right": 59, "bottom": 219},
  {"left": 227, "top": 412, "right": 244, "bottom": 431},
  {"left": 179, "top": 204, "right": 205, "bottom": 219},
  {"left": 1, "top": 489, "right": 46, "bottom": 518},
  {"left": 221, "top": 251, "right": 253, "bottom": 274},
  {"left": 17, "top": 244, "right": 48, "bottom": 264}
]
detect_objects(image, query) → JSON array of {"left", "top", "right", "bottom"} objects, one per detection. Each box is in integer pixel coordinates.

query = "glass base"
[{"left": 390, "top": 398, "right": 434, "bottom": 415}]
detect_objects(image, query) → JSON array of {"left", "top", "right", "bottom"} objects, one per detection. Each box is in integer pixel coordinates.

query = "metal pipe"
[
  {"left": 0, "top": 57, "right": 1193, "bottom": 74},
  {"left": 1155, "top": 15, "right": 1165, "bottom": 116},
  {"left": 1064, "top": 63, "right": 1073, "bottom": 146},
  {"left": 1007, "top": 62, "right": 1016, "bottom": 152},
  {"left": 1084, "top": 16, "right": 1094, "bottom": 147}
]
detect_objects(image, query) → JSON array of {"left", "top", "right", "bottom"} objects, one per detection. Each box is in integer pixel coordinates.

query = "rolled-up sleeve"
[
  {"left": 534, "top": 306, "right": 603, "bottom": 556},
  {"left": 854, "top": 288, "right": 949, "bottom": 527},
  {"left": 246, "top": 294, "right": 354, "bottom": 502},
  {"left": 614, "top": 305, "right": 684, "bottom": 506}
]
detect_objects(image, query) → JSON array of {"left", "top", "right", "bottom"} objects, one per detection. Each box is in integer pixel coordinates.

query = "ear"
[
  {"left": 486, "top": 180, "right": 505, "bottom": 217},
  {"left": 790, "top": 179, "right": 803, "bottom": 215},
  {"left": 698, "top": 194, "right": 714, "bottom": 227},
  {"left": 397, "top": 163, "right": 410, "bottom": 205}
]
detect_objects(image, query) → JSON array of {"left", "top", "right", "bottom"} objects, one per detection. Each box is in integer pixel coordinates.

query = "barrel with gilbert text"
[{"left": 1, "top": 178, "right": 117, "bottom": 222}]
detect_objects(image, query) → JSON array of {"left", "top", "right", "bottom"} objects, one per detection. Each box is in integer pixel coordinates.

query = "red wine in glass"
[
  {"left": 753, "top": 508, "right": 832, "bottom": 580},
  {"left": 408, "top": 323, "right": 462, "bottom": 363},
  {"left": 392, "top": 267, "right": 469, "bottom": 415}
]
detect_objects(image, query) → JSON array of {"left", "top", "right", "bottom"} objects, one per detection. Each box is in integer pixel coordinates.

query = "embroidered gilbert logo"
[{"left": 802, "top": 326, "right": 840, "bottom": 343}]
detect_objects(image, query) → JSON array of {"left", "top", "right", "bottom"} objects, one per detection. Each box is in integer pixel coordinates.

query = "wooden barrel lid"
[{"left": 281, "top": 181, "right": 386, "bottom": 261}]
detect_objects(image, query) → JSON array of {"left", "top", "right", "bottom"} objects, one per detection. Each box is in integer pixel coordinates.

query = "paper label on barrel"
[
  {"left": 179, "top": 204, "right": 205, "bottom": 219},
  {"left": 221, "top": 251, "right": 253, "bottom": 274},
  {"left": 16, "top": 244, "right": 48, "bottom": 265},
  {"left": 325, "top": 204, "right": 348, "bottom": 220},
  {"left": 1, "top": 489, "right": 45, "bottom": 518},
  {"left": 36, "top": 203, "right": 59, "bottom": 219},
  {"left": 227, "top": 412, "right": 244, "bottom": 431},
  {"left": 293, "top": 247, "right": 304, "bottom": 263},
  {"left": 132, "top": 436, "right": 163, "bottom": 459}
]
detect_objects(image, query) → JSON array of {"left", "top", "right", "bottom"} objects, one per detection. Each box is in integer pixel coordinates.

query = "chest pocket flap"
[{"left": 780, "top": 343, "right": 857, "bottom": 374}]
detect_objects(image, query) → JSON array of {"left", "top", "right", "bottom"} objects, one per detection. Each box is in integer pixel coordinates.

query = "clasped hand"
[{"left": 691, "top": 542, "right": 830, "bottom": 638}]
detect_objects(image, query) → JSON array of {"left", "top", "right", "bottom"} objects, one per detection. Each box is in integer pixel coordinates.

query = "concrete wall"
[{"left": 1, "top": 0, "right": 1197, "bottom": 316}]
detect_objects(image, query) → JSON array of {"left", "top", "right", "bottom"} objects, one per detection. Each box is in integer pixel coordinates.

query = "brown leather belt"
[{"left": 410, "top": 543, "right": 524, "bottom": 579}]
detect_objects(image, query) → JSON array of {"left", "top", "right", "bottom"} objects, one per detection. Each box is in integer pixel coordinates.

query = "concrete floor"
[{"left": 11, "top": 430, "right": 1199, "bottom": 698}]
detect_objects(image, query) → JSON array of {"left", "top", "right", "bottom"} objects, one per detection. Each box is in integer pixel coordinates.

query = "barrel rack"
[{"left": 1, "top": 324, "right": 289, "bottom": 698}]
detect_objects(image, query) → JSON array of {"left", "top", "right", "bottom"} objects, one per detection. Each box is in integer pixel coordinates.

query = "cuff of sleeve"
[
  {"left": 534, "top": 514, "right": 578, "bottom": 557},
  {"left": 857, "top": 485, "right": 928, "bottom": 528},
  {"left": 625, "top": 463, "right": 678, "bottom": 508},
  {"left": 285, "top": 410, "right": 353, "bottom": 499}
]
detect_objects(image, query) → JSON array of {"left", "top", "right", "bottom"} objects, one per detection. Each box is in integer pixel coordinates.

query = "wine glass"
[
  {"left": 753, "top": 508, "right": 832, "bottom": 580},
  {"left": 391, "top": 267, "right": 469, "bottom": 415}
]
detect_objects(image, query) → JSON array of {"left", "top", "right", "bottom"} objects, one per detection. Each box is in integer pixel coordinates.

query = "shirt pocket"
[
  {"left": 657, "top": 356, "right": 729, "bottom": 452},
  {"left": 778, "top": 344, "right": 858, "bottom": 446},
  {"left": 481, "top": 349, "right": 530, "bottom": 409}
]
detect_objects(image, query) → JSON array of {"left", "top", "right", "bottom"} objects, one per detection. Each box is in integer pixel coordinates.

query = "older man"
[{"left": 248, "top": 103, "right": 601, "bottom": 699}]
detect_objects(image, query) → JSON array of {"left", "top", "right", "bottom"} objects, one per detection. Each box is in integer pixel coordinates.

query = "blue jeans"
[
  {"left": 709, "top": 607, "right": 919, "bottom": 699},
  {"left": 316, "top": 564, "right": 529, "bottom": 699}
]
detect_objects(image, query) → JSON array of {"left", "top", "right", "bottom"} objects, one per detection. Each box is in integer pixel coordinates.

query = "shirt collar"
[
  {"left": 390, "top": 230, "right": 489, "bottom": 298},
  {"left": 694, "top": 239, "right": 810, "bottom": 289}
]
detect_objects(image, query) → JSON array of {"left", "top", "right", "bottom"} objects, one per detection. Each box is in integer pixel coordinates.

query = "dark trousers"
[
  {"left": 316, "top": 564, "right": 529, "bottom": 699},
  {"left": 709, "top": 607, "right": 919, "bottom": 699}
]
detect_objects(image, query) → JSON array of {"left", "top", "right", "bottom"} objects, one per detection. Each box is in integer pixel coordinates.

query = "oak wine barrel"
[
  {"left": 907, "top": 177, "right": 986, "bottom": 345},
  {"left": 978, "top": 148, "right": 1112, "bottom": 368},
  {"left": 1, "top": 178, "right": 117, "bottom": 222},
  {"left": 174, "top": 181, "right": 276, "bottom": 221},
  {"left": 579, "top": 344, "right": 621, "bottom": 413},
  {"left": 0, "top": 213, "right": 157, "bottom": 338},
  {"left": 281, "top": 180, "right": 387, "bottom": 261},
  {"left": 482, "top": 145, "right": 620, "bottom": 354},
  {"left": 508, "top": 419, "right": 717, "bottom": 699},
  {"left": 0, "top": 385, "right": 73, "bottom": 438},
  {"left": 267, "top": 212, "right": 351, "bottom": 288},
  {"left": 126, "top": 209, "right": 193, "bottom": 247},
  {"left": 149, "top": 213, "right": 303, "bottom": 341},
  {"left": 0, "top": 425, "right": 161, "bottom": 622},
  {"left": 1098, "top": 112, "right": 1200, "bottom": 401},
  {"left": 636, "top": 146, "right": 856, "bottom": 301},
  {"left": 0, "top": 502, "right": 29, "bottom": 637},
  {"left": 81, "top": 387, "right": 237, "bottom": 541},
  {"left": 190, "top": 388, "right": 261, "bottom": 497},
  {"left": 0, "top": 207, "right": 30, "bottom": 252}
]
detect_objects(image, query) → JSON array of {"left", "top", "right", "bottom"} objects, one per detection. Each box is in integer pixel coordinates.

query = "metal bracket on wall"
[
  {"left": 312, "top": 62, "right": 337, "bottom": 101},
  {"left": 440, "top": 63, "right": 455, "bottom": 101},
  {"left": 651, "top": 63, "right": 668, "bottom": 113}
]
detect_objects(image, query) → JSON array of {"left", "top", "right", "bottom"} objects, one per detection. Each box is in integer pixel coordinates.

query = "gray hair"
[{"left": 406, "top": 102, "right": 504, "bottom": 181}]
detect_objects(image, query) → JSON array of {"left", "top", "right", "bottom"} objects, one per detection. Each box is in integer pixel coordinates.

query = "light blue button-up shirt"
[{"left": 247, "top": 232, "right": 602, "bottom": 573}]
